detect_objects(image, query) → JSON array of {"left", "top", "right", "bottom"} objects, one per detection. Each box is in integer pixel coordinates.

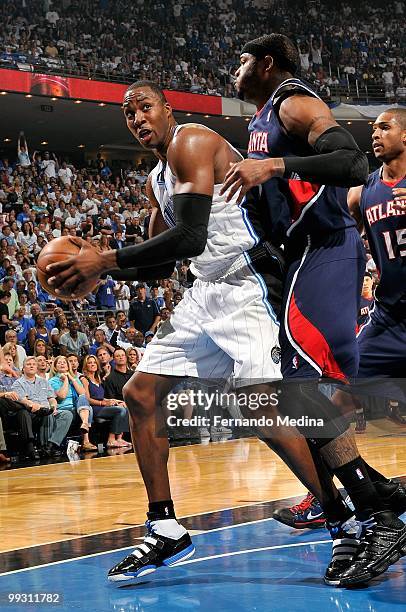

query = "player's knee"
[{"left": 123, "top": 378, "right": 156, "bottom": 419}]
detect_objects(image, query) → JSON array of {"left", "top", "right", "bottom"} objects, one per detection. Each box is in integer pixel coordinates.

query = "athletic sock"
[
  {"left": 362, "top": 460, "right": 391, "bottom": 485},
  {"left": 146, "top": 500, "right": 186, "bottom": 539},
  {"left": 148, "top": 499, "right": 176, "bottom": 521},
  {"left": 334, "top": 457, "right": 386, "bottom": 519},
  {"left": 148, "top": 518, "right": 187, "bottom": 539}
]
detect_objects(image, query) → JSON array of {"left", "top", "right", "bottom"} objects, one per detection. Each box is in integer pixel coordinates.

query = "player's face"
[
  {"left": 362, "top": 275, "right": 373, "bottom": 295},
  {"left": 235, "top": 54, "right": 262, "bottom": 102},
  {"left": 123, "top": 87, "right": 172, "bottom": 149},
  {"left": 372, "top": 112, "right": 405, "bottom": 162}
]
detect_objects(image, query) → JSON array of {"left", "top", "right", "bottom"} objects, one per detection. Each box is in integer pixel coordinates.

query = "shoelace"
[
  {"left": 130, "top": 521, "right": 159, "bottom": 557},
  {"left": 290, "top": 493, "right": 315, "bottom": 514}
]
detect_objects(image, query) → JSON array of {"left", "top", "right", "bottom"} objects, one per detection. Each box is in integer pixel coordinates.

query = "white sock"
[{"left": 150, "top": 519, "right": 187, "bottom": 540}]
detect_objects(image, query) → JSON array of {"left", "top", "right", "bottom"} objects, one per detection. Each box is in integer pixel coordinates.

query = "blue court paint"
[{"left": 1, "top": 515, "right": 405, "bottom": 612}]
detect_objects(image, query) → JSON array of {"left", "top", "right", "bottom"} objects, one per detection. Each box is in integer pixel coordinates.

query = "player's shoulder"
[
  {"left": 171, "top": 123, "right": 223, "bottom": 149},
  {"left": 273, "top": 78, "right": 320, "bottom": 108}
]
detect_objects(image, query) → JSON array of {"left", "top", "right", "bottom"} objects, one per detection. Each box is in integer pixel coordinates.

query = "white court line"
[
  {"left": 179, "top": 540, "right": 330, "bottom": 566},
  {"left": 0, "top": 517, "right": 329, "bottom": 577}
]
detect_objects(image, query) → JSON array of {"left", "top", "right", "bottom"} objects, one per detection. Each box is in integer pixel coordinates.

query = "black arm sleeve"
[
  {"left": 115, "top": 193, "right": 211, "bottom": 270},
  {"left": 283, "top": 127, "right": 369, "bottom": 187},
  {"left": 105, "top": 261, "right": 176, "bottom": 282}
]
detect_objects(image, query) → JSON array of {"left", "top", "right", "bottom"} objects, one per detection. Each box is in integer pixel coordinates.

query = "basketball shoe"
[
  {"left": 324, "top": 515, "right": 363, "bottom": 586},
  {"left": 272, "top": 493, "right": 325, "bottom": 529},
  {"left": 108, "top": 520, "right": 195, "bottom": 582},
  {"left": 276, "top": 480, "right": 406, "bottom": 530},
  {"left": 338, "top": 511, "right": 406, "bottom": 586}
]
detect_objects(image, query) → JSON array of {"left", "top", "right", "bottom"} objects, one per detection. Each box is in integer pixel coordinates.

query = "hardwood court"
[{"left": 1, "top": 419, "right": 405, "bottom": 554}]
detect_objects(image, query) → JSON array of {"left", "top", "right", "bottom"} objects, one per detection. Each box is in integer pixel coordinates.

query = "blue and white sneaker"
[{"left": 108, "top": 521, "right": 195, "bottom": 582}]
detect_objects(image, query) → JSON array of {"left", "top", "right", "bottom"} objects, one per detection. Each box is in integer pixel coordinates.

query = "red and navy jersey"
[
  {"left": 360, "top": 169, "right": 406, "bottom": 306},
  {"left": 248, "top": 78, "right": 355, "bottom": 245}
]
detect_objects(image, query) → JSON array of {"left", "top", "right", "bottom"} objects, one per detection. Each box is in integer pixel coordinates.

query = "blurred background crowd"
[{"left": 0, "top": 0, "right": 405, "bottom": 102}]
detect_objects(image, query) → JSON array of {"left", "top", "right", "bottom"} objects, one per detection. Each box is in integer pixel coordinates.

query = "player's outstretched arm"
[
  {"left": 221, "top": 95, "right": 368, "bottom": 203},
  {"left": 46, "top": 129, "right": 217, "bottom": 294}
]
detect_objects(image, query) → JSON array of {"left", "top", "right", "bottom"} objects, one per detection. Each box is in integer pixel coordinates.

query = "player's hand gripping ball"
[{"left": 36, "top": 236, "right": 100, "bottom": 300}]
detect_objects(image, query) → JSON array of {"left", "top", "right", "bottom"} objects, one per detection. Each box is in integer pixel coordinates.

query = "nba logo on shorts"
[
  {"left": 356, "top": 468, "right": 364, "bottom": 480},
  {"left": 292, "top": 355, "right": 299, "bottom": 370},
  {"left": 271, "top": 346, "right": 281, "bottom": 364}
]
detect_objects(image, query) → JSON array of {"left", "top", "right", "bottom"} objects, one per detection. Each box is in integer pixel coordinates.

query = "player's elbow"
[
  {"left": 347, "top": 150, "right": 369, "bottom": 186},
  {"left": 177, "top": 224, "right": 208, "bottom": 258}
]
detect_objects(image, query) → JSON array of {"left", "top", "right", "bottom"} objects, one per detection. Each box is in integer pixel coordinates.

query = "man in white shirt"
[
  {"left": 58, "top": 162, "right": 73, "bottom": 187},
  {"left": 64, "top": 208, "right": 81, "bottom": 230},
  {"left": 82, "top": 190, "right": 99, "bottom": 216},
  {"left": 40, "top": 152, "right": 58, "bottom": 179}
]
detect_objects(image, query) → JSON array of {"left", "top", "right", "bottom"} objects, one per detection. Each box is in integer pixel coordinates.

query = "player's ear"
[
  {"left": 263, "top": 55, "right": 274, "bottom": 73},
  {"left": 164, "top": 102, "right": 172, "bottom": 118}
]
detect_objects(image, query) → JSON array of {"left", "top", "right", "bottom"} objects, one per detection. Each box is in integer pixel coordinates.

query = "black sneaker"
[
  {"left": 376, "top": 480, "right": 406, "bottom": 517},
  {"left": 339, "top": 511, "right": 406, "bottom": 586},
  {"left": 324, "top": 516, "right": 362, "bottom": 586},
  {"left": 108, "top": 521, "right": 195, "bottom": 582},
  {"left": 42, "top": 442, "right": 62, "bottom": 458},
  {"left": 273, "top": 493, "right": 325, "bottom": 529}
]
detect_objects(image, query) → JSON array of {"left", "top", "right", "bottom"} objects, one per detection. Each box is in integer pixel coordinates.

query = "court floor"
[
  {"left": 1, "top": 499, "right": 405, "bottom": 612},
  {"left": 1, "top": 425, "right": 405, "bottom": 611}
]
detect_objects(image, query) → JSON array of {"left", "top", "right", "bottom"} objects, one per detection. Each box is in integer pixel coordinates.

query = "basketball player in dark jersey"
[{"left": 221, "top": 34, "right": 406, "bottom": 586}]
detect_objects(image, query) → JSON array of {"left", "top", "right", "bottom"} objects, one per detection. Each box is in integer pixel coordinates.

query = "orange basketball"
[{"left": 36, "top": 236, "right": 98, "bottom": 301}]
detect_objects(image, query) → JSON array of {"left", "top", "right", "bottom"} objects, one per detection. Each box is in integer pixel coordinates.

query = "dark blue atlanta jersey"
[
  {"left": 360, "top": 168, "right": 406, "bottom": 306},
  {"left": 247, "top": 78, "right": 356, "bottom": 246}
]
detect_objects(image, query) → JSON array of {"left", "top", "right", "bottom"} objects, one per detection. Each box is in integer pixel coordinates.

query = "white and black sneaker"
[
  {"left": 339, "top": 511, "right": 406, "bottom": 586},
  {"left": 324, "top": 516, "right": 362, "bottom": 586},
  {"left": 108, "top": 521, "right": 195, "bottom": 582}
]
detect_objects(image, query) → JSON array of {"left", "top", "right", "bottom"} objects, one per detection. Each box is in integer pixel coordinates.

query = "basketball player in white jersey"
[{"left": 47, "top": 81, "right": 350, "bottom": 583}]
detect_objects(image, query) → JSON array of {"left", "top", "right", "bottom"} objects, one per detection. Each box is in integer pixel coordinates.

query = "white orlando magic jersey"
[{"left": 149, "top": 124, "right": 257, "bottom": 280}]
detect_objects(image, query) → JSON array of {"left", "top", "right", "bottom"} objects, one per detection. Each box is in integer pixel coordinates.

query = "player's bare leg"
[{"left": 108, "top": 371, "right": 195, "bottom": 582}]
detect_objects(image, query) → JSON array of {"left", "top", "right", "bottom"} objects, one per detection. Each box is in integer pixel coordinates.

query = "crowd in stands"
[
  {"left": 0, "top": 0, "right": 405, "bottom": 102},
  {"left": 0, "top": 138, "right": 194, "bottom": 464}
]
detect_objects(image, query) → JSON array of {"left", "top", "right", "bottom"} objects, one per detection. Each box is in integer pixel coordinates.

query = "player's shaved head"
[{"left": 124, "top": 80, "right": 167, "bottom": 105}]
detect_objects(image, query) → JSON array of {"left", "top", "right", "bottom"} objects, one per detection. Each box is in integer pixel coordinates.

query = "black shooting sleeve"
[
  {"left": 283, "top": 126, "right": 369, "bottom": 187},
  {"left": 106, "top": 262, "right": 176, "bottom": 282},
  {"left": 115, "top": 193, "right": 212, "bottom": 270}
]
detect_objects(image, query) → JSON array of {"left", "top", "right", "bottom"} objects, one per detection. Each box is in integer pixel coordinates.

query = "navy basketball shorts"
[
  {"left": 354, "top": 301, "right": 406, "bottom": 401},
  {"left": 280, "top": 228, "right": 366, "bottom": 381}
]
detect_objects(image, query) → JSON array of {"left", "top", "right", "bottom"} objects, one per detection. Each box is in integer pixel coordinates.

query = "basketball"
[{"left": 36, "top": 236, "right": 98, "bottom": 301}]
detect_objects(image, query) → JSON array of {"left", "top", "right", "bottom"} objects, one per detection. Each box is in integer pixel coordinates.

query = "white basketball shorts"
[{"left": 137, "top": 261, "right": 281, "bottom": 386}]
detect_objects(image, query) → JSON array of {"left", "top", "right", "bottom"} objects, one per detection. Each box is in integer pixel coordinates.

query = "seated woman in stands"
[
  {"left": 49, "top": 355, "right": 97, "bottom": 451},
  {"left": 81, "top": 355, "right": 131, "bottom": 448}
]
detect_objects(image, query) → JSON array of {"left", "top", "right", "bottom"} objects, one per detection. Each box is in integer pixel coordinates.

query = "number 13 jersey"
[{"left": 360, "top": 168, "right": 406, "bottom": 306}]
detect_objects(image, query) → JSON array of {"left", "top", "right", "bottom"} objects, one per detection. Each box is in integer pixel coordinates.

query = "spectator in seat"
[
  {"left": 5, "top": 327, "right": 27, "bottom": 365},
  {"left": 67, "top": 354, "right": 82, "bottom": 379},
  {"left": 128, "top": 283, "right": 160, "bottom": 335},
  {"left": 33, "top": 338, "right": 51, "bottom": 359},
  {"left": 89, "top": 329, "right": 115, "bottom": 356},
  {"left": 81, "top": 355, "right": 131, "bottom": 448},
  {"left": 59, "top": 319, "right": 89, "bottom": 357},
  {"left": 0, "top": 290, "right": 13, "bottom": 345},
  {"left": 28, "top": 313, "right": 51, "bottom": 354},
  {"left": 11, "top": 356, "right": 72, "bottom": 458},
  {"left": 126, "top": 347, "right": 140, "bottom": 371},
  {"left": 104, "top": 348, "right": 133, "bottom": 403},
  {"left": 0, "top": 276, "right": 20, "bottom": 318},
  {"left": 10, "top": 308, "right": 32, "bottom": 352},
  {"left": 95, "top": 346, "right": 113, "bottom": 380},
  {"left": 50, "top": 312, "right": 69, "bottom": 354},
  {"left": 2, "top": 342, "right": 21, "bottom": 373},
  {"left": 49, "top": 355, "right": 96, "bottom": 451}
]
